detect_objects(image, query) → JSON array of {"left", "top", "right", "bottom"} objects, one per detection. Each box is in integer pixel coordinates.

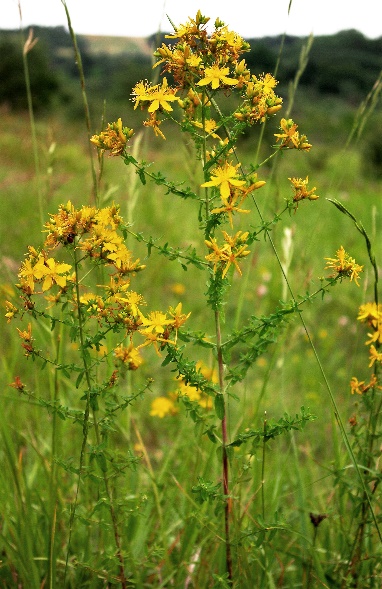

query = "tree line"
[{"left": 0, "top": 26, "right": 381, "bottom": 113}]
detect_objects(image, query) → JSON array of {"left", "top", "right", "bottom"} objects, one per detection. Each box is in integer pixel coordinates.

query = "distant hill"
[
  {"left": 0, "top": 25, "right": 381, "bottom": 112},
  {"left": 82, "top": 34, "right": 153, "bottom": 57}
]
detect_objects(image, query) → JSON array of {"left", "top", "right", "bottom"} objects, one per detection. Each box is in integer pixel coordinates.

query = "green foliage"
[
  {"left": 0, "top": 37, "right": 59, "bottom": 110},
  {"left": 229, "top": 406, "right": 317, "bottom": 449}
]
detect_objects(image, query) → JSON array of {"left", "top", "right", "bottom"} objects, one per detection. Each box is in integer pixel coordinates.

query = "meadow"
[{"left": 0, "top": 8, "right": 381, "bottom": 589}]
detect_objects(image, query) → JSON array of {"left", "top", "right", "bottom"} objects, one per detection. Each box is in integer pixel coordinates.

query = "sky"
[{"left": 2, "top": 0, "right": 382, "bottom": 39}]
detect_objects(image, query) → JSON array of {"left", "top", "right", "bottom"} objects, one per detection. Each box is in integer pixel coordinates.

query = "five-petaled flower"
[
  {"left": 33, "top": 257, "right": 72, "bottom": 292},
  {"left": 132, "top": 78, "right": 180, "bottom": 113},
  {"left": 197, "top": 63, "right": 238, "bottom": 90},
  {"left": 138, "top": 310, "right": 173, "bottom": 335},
  {"left": 201, "top": 161, "right": 245, "bottom": 199}
]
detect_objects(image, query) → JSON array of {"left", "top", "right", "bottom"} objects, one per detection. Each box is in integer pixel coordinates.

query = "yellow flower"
[
  {"left": 90, "top": 118, "right": 134, "bottom": 156},
  {"left": 288, "top": 176, "right": 319, "bottom": 207},
  {"left": 168, "top": 303, "right": 191, "bottom": 342},
  {"left": 33, "top": 257, "right": 72, "bottom": 292},
  {"left": 324, "top": 246, "right": 363, "bottom": 286},
  {"left": 251, "top": 73, "right": 278, "bottom": 95},
  {"left": 18, "top": 253, "right": 40, "bottom": 292},
  {"left": 369, "top": 345, "right": 382, "bottom": 367},
  {"left": 274, "top": 118, "right": 312, "bottom": 151},
  {"left": 210, "top": 185, "right": 254, "bottom": 228},
  {"left": 131, "top": 81, "right": 151, "bottom": 109},
  {"left": 350, "top": 375, "right": 378, "bottom": 395},
  {"left": 186, "top": 54, "right": 203, "bottom": 68},
  {"left": 5, "top": 300, "right": 18, "bottom": 322},
  {"left": 365, "top": 323, "right": 382, "bottom": 346},
  {"left": 121, "top": 291, "right": 146, "bottom": 316},
  {"left": 137, "top": 331, "right": 172, "bottom": 356},
  {"left": 16, "top": 322, "right": 34, "bottom": 356},
  {"left": 16, "top": 322, "right": 33, "bottom": 343},
  {"left": 95, "top": 204, "right": 122, "bottom": 229},
  {"left": 114, "top": 343, "right": 143, "bottom": 370},
  {"left": 197, "top": 63, "right": 238, "bottom": 90},
  {"left": 205, "top": 231, "right": 250, "bottom": 278},
  {"left": 201, "top": 161, "right": 245, "bottom": 199},
  {"left": 143, "top": 113, "right": 167, "bottom": 140},
  {"left": 357, "top": 302, "right": 382, "bottom": 324},
  {"left": 211, "top": 26, "right": 249, "bottom": 58},
  {"left": 165, "top": 10, "right": 207, "bottom": 39},
  {"left": 193, "top": 118, "right": 221, "bottom": 139},
  {"left": 150, "top": 396, "right": 178, "bottom": 418},
  {"left": 132, "top": 78, "right": 180, "bottom": 113},
  {"left": 138, "top": 310, "right": 173, "bottom": 334}
]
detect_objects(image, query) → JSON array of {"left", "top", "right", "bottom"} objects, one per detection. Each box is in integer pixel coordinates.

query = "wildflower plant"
[
  {"left": 325, "top": 199, "right": 382, "bottom": 584},
  {"left": 7, "top": 200, "right": 189, "bottom": 587},
  {"left": 88, "top": 11, "right": 369, "bottom": 584},
  {"left": 7, "top": 9, "right": 376, "bottom": 588}
]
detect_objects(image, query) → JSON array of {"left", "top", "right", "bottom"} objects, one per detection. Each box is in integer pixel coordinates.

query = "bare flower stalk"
[{"left": 215, "top": 310, "right": 233, "bottom": 582}]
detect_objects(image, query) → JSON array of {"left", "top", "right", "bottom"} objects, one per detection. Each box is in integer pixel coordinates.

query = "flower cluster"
[
  {"left": 234, "top": 73, "right": 283, "bottom": 124},
  {"left": 288, "top": 176, "right": 319, "bottom": 209},
  {"left": 358, "top": 303, "right": 382, "bottom": 364},
  {"left": 274, "top": 118, "right": 312, "bottom": 151},
  {"left": 324, "top": 246, "right": 363, "bottom": 286},
  {"left": 132, "top": 78, "right": 181, "bottom": 139},
  {"left": 8, "top": 203, "right": 190, "bottom": 364},
  {"left": 205, "top": 230, "right": 250, "bottom": 278},
  {"left": 130, "top": 11, "right": 284, "bottom": 139},
  {"left": 90, "top": 12, "right": 316, "bottom": 278},
  {"left": 88, "top": 12, "right": 316, "bottom": 236},
  {"left": 90, "top": 118, "right": 134, "bottom": 156},
  {"left": 349, "top": 303, "right": 382, "bottom": 395},
  {"left": 154, "top": 11, "right": 249, "bottom": 89}
]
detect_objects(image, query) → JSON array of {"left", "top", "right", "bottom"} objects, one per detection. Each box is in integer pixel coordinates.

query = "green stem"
[
  {"left": 215, "top": 310, "right": 233, "bottom": 583},
  {"left": 64, "top": 249, "right": 93, "bottom": 585},
  {"left": 20, "top": 28, "right": 44, "bottom": 226},
  {"left": 92, "top": 411, "right": 128, "bottom": 589},
  {"left": 327, "top": 198, "right": 382, "bottom": 574},
  {"left": 249, "top": 196, "right": 382, "bottom": 548},
  {"left": 47, "top": 320, "right": 64, "bottom": 589},
  {"left": 61, "top": 0, "right": 99, "bottom": 205},
  {"left": 261, "top": 414, "right": 266, "bottom": 521}
]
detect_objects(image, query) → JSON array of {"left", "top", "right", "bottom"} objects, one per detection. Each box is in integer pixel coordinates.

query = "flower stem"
[
  {"left": 64, "top": 250, "right": 92, "bottom": 586},
  {"left": 215, "top": 310, "right": 233, "bottom": 583},
  {"left": 92, "top": 411, "right": 128, "bottom": 589}
]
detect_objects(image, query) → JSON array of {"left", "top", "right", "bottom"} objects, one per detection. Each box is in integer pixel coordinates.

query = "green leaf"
[
  {"left": 96, "top": 453, "right": 107, "bottom": 473},
  {"left": 214, "top": 394, "right": 225, "bottom": 420},
  {"left": 137, "top": 167, "right": 146, "bottom": 185},
  {"left": 75, "top": 371, "right": 84, "bottom": 389}
]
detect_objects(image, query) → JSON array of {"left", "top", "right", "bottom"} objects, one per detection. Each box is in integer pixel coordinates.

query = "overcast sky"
[{"left": 2, "top": 0, "right": 382, "bottom": 39}]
